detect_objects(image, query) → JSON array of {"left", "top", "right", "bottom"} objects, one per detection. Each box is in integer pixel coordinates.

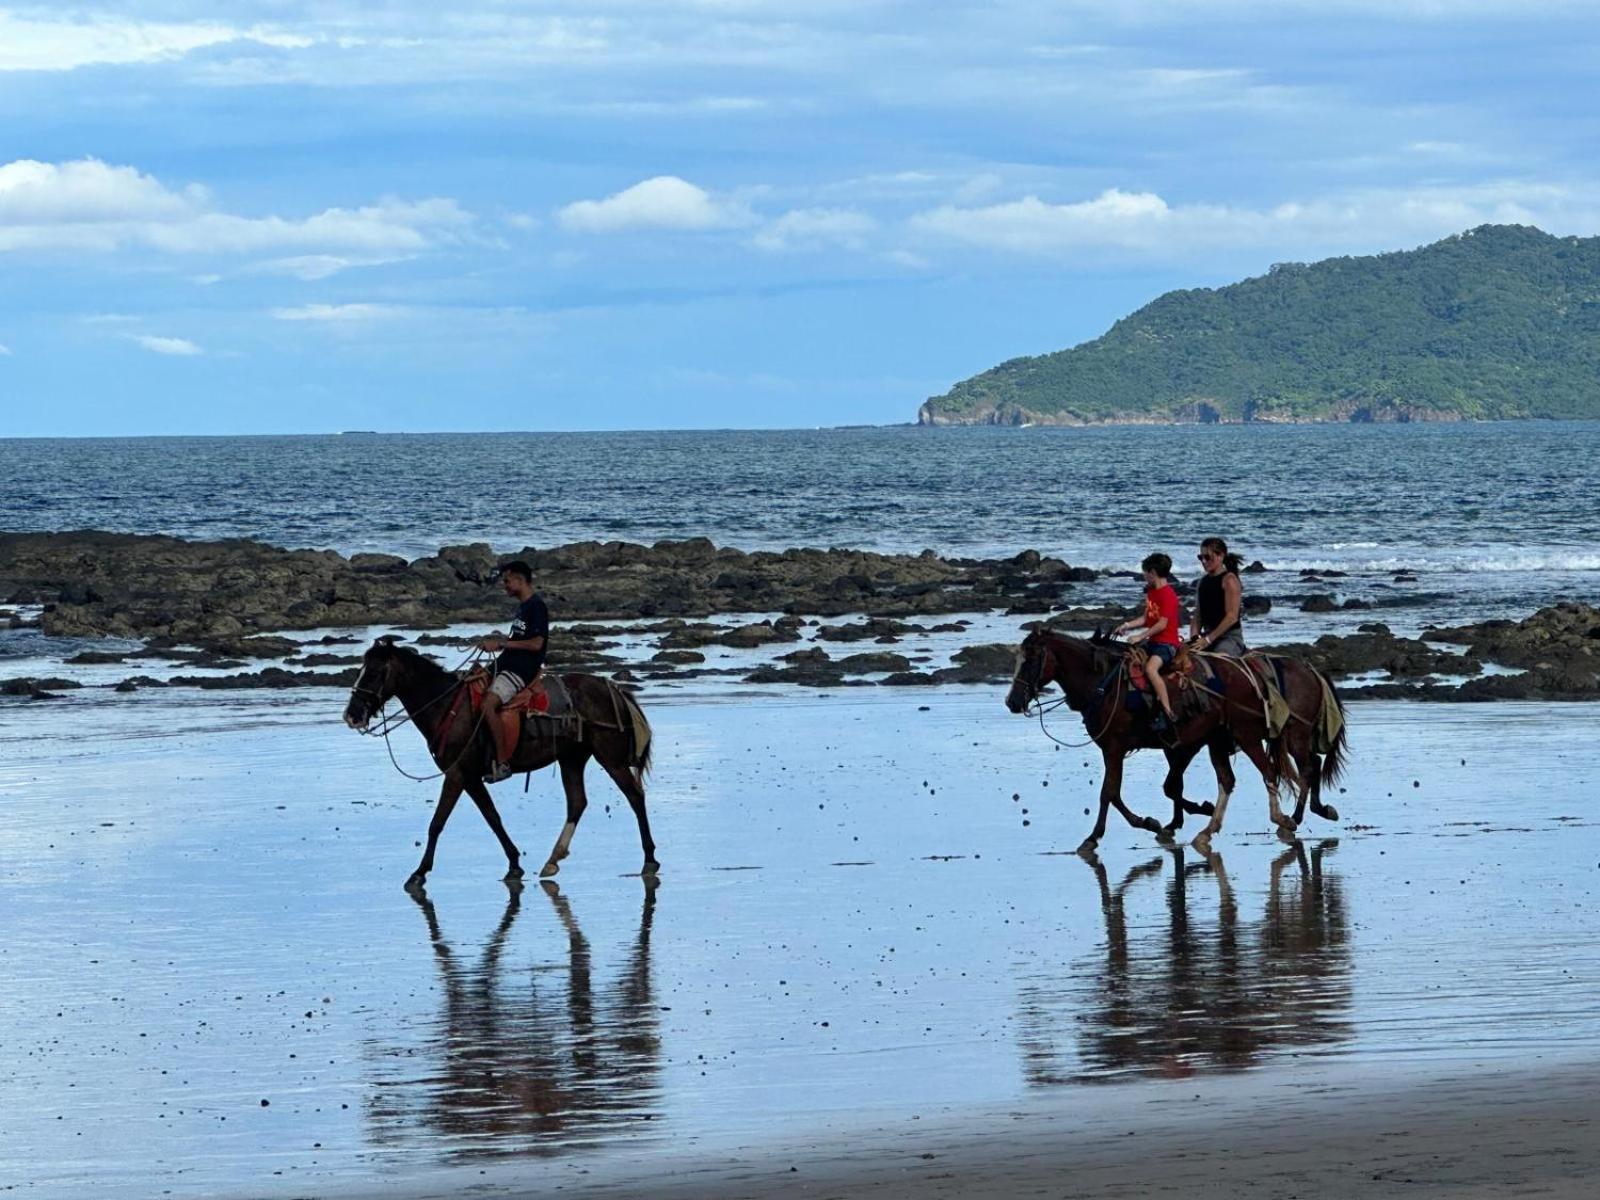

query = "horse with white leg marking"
[
  {"left": 342, "top": 636, "right": 656, "bottom": 888},
  {"left": 1005, "top": 627, "right": 1292, "bottom": 853}
]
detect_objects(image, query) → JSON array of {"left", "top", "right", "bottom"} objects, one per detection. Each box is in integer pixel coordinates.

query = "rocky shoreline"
[{"left": 1, "top": 531, "right": 1597, "bottom": 702}]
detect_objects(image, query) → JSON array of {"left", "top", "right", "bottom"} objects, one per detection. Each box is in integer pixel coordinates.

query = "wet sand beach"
[{"left": 3, "top": 683, "right": 1599, "bottom": 1197}]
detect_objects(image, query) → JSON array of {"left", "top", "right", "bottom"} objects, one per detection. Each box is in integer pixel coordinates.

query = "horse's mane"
[
  {"left": 1035, "top": 626, "right": 1122, "bottom": 670},
  {"left": 384, "top": 640, "right": 454, "bottom": 684}
]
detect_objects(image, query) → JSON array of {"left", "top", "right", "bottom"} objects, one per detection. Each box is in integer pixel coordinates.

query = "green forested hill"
[{"left": 918, "top": 225, "right": 1600, "bottom": 424}]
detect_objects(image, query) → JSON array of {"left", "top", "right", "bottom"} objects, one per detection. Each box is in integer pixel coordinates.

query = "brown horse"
[
  {"left": 1247, "top": 654, "right": 1349, "bottom": 827},
  {"left": 1113, "top": 651, "right": 1350, "bottom": 835},
  {"left": 342, "top": 637, "right": 657, "bottom": 888},
  {"left": 1005, "top": 628, "right": 1296, "bottom": 853}
]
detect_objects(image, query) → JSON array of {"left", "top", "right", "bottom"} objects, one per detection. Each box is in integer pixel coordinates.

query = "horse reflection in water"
[
  {"left": 1020, "top": 842, "right": 1350, "bottom": 1083},
  {"left": 365, "top": 879, "right": 661, "bottom": 1160}
]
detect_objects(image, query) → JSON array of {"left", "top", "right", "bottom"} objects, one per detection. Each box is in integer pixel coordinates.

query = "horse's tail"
[
  {"left": 616, "top": 685, "right": 654, "bottom": 785},
  {"left": 1315, "top": 669, "right": 1349, "bottom": 788}
]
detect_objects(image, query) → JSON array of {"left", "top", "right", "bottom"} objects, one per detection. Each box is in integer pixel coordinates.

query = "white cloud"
[
  {"left": 128, "top": 334, "right": 202, "bottom": 356},
  {"left": 0, "top": 341, "right": 11, "bottom": 356},
  {"left": 557, "top": 175, "right": 751, "bottom": 233},
  {"left": 0, "top": 158, "right": 473, "bottom": 257},
  {"left": 0, "top": 12, "right": 312, "bottom": 73},
  {"left": 884, "top": 248, "right": 932, "bottom": 270},
  {"left": 752, "top": 207, "right": 875, "bottom": 252},
  {"left": 909, "top": 182, "right": 1600, "bottom": 259},
  {"left": 270, "top": 303, "right": 412, "bottom": 322},
  {"left": 249, "top": 254, "right": 412, "bottom": 280}
]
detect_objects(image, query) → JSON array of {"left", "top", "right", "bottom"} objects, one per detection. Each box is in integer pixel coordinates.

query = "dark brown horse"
[
  {"left": 342, "top": 637, "right": 657, "bottom": 888},
  {"left": 1005, "top": 628, "right": 1295, "bottom": 853}
]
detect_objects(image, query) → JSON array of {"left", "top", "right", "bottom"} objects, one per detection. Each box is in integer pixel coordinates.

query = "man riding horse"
[{"left": 479, "top": 560, "right": 550, "bottom": 783}]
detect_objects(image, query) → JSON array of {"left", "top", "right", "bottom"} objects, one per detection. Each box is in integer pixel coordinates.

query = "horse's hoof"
[
  {"left": 1140, "top": 816, "right": 1164, "bottom": 835},
  {"left": 404, "top": 873, "right": 426, "bottom": 893},
  {"left": 1273, "top": 815, "right": 1298, "bottom": 833},
  {"left": 539, "top": 861, "right": 560, "bottom": 879},
  {"left": 1156, "top": 825, "right": 1178, "bottom": 844},
  {"left": 1315, "top": 804, "right": 1340, "bottom": 822},
  {"left": 1276, "top": 825, "right": 1299, "bottom": 844},
  {"left": 642, "top": 860, "right": 661, "bottom": 877},
  {"left": 504, "top": 866, "right": 525, "bottom": 882},
  {"left": 1196, "top": 802, "right": 1216, "bottom": 817},
  {"left": 1191, "top": 832, "right": 1212, "bottom": 853},
  {"left": 1076, "top": 838, "right": 1099, "bottom": 857}
]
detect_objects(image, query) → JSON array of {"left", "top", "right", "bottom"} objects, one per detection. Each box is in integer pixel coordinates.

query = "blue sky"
[{"left": 2, "top": 1, "right": 1599, "bottom": 435}]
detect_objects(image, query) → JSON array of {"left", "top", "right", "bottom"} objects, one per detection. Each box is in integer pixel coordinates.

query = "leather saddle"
[
  {"left": 462, "top": 670, "right": 578, "bottom": 755},
  {"left": 1127, "top": 643, "right": 1201, "bottom": 693}
]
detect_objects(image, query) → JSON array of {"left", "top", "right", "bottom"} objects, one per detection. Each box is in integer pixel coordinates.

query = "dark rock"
[
  {"left": 880, "top": 671, "right": 939, "bottom": 686},
  {"left": 717, "top": 621, "right": 802, "bottom": 648},
  {"left": 292, "top": 653, "right": 362, "bottom": 667},
  {"left": 1242, "top": 595, "right": 1272, "bottom": 616},
  {"left": 744, "top": 662, "right": 848, "bottom": 687},
  {"left": 1260, "top": 630, "right": 1481, "bottom": 680},
  {"left": 651, "top": 649, "right": 706, "bottom": 665},
  {"left": 2, "top": 676, "right": 82, "bottom": 696},
  {"left": 816, "top": 619, "right": 917, "bottom": 642},
  {"left": 838, "top": 651, "right": 913, "bottom": 674},
  {"left": 350, "top": 553, "right": 407, "bottom": 572},
  {"left": 1300, "top": 594, "right": 1338, "bottom": 613},
  {"left": 1244, "top": 560, "right": 1268, "bottom": 573},
  {"left": 67, "top": 650, "right": 128, "bottom": 665},
  {"left": 165, "top": 667, "right": 360, "bottom": 690},
  {"left": 1341, "top": 598, "right": 1373, "bottom": 610}
]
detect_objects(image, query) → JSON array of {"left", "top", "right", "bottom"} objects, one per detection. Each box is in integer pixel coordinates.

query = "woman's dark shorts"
[{"left": 1145, "top": 642, "right": 1177, "bottom": 665}]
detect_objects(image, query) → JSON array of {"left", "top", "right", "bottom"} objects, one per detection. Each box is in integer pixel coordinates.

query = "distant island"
[{"left": 918, "top": 224, "right": 1600, "bottom": 425}]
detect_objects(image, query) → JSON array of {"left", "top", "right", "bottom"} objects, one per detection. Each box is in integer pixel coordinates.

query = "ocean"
[{"left": 5, "top": 422, "right": 1597, "bottom": 634}]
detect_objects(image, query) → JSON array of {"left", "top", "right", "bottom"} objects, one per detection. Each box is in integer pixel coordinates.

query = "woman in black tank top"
[{"left": 1191, "top": 537, "right": 1247, "bottom": 655}]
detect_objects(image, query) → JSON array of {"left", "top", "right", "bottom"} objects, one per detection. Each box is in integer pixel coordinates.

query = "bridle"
[
  {"left": 1017, "top": 631, "right": 1124, "bottom": 749},
  {"left": 347, "top": 645, "right": 494, "bottom": 781}
]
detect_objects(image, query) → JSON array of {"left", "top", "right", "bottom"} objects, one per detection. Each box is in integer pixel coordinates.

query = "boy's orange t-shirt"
[{"left": 1144, "top": 583, "right": 1181, "bottom": 646}]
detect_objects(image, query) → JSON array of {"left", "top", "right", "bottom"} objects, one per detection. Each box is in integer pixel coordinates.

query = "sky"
[{"left": 2, "top": 1, "right": 1599, "bottom": 436}]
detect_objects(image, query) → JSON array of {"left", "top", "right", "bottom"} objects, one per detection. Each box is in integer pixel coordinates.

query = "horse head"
[
  {"left": 343, "top": 635, "right": 406, "bottom": 731},
  {"left": 1006, "top": 629, "right": 1058, "bottom": 713}
]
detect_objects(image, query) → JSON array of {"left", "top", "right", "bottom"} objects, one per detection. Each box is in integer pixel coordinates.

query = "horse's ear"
[{"left": 375, "top": 634, "right": 405, "bottom": 647}]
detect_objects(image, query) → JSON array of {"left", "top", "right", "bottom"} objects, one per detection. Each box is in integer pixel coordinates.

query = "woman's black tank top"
[{"left": 1197, "top": 571, "right": 1232, "bottom": 633}]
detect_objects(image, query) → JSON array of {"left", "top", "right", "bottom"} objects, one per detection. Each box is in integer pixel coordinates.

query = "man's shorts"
[
  {"left": 1208, "top": 630, "right": 1247, "bottom": 657},
  {"left": 1145, "top": 642, "right": 1177, "bottom": 666},
  {"left": 489, "top": 670, "right": 527, "bottom": 704}
]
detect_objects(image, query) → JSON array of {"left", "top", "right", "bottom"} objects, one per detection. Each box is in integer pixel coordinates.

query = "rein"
[
  {"left": 1025, "top": 637, "right": 1125, "bottom": 749},
  {"left": 357, "top": 647, "right": 495, "bottom": 783}
]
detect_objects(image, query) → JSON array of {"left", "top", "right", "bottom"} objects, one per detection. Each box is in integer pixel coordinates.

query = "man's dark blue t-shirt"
[{"left": 498, "top": 594, "right": 549, "bottom": 682}]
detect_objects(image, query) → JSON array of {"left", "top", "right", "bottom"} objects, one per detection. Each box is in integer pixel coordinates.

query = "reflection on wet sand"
[
  {"left": 1020, "top": 843, "right": 1351, "bottom": 1083},
  {"left": 365, "top": 879, "right": 662, "bottom": 1161}
]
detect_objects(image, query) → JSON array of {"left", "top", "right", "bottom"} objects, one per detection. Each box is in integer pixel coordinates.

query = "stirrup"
[{"left": 484, "top": 761, "right": 514, "bottom": 783}]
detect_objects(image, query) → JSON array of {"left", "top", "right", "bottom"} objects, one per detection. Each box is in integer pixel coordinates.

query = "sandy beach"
[
  {"left": 383, "top": 1062, "right": 1600, "bottom": 1199},
  {"left": 4, "top": 682, "right": 1599, "bottom": 1197}
]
